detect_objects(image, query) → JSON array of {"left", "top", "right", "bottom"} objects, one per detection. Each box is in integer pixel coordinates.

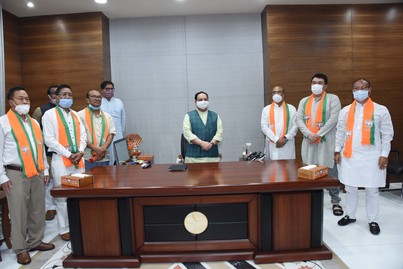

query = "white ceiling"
[{"left": 1, "top": 0, "right": 402, "bottom": 19}]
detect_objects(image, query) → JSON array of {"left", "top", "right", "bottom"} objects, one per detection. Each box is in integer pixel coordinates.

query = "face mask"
[
  {"left": 272, "top": 94, "right": 283, "bottom": 103},
  {"left": 311, "top": 84, "right": 323, "bottom": 95},
  {"left": 48, "top": 95, "right": 57, "bottom": 105},
  {"left": 59, "top": 98, "right": 73, "bottom": 109},
  {"left": 353, "top": 89, "right": 369, "bottom": 102},
  {"left": 104, "top": 91, "right": 113, "bottom": 99},
  {"left": 196, "top": 100, "right": 209, "bottom": 110},
  {"left": 15, "top": 104, "right": 30, "bottom": 115},
  {"left": 89, "top": 104, "right": 100, "bottom": 110}
]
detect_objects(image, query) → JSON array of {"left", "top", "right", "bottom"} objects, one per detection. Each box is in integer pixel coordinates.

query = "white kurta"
[
  {"left": 42, "top": 107, "right": 87, "bottom": 234},
  {"left": 297, "top": 93, "right": 341, "bottom": 168},
  {"left": 78, "top": 109, "right": 116, "bottom": 162},
  {"left": 182, "top": 109, "right": 223, "bottom": 163},
  {"left": 335, "top": 101, "right": 393, "bottom": 187},
  {"left": 260, "top": 103, "right": 298, "bottom": 160},
  {"left": 101, "top": 97, "right": 126, "bottom": 165}
]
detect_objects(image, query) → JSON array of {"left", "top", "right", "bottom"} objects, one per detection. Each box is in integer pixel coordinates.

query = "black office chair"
[
  {"left": 113, "top": 138, "right": 131, "bottom": 165},
  {"left": 177, "top": 133, "right": 187, "bottom": 163},
  {"left": 386, "top": 149, "right": 403, "bottom": 198}
]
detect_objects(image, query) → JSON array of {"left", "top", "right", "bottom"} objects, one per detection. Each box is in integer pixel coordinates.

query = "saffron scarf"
[
  {"left": 55, "top": 106, "right": 84, "bottom": 168},
  {"left": 269, "top": 101, "right": 290, "bottom": 138},
  {"left": 7, "top": 110, "right": 45, "bottom": 178},
  {"left": 303, "top": 92, "right": 328, "bottom": 143},
  {"left": 343, "top": 98, "right": 375, "bottom": 158},
  {"left": 84, "top": 107, "right": 109, "bottom": 156}
]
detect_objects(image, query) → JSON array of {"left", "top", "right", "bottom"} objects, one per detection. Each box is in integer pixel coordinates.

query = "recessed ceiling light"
[
  {"left": 27, "top": 2, "right": 34, "bottom": 8},
  {"left": 95, "top": 0, "right": 107, "bottom": 4}
]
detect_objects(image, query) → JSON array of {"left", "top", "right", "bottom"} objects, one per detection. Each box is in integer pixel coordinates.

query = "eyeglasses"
[
  {"left": 58, "top": 93, "right": 73, "bottom": 98},
  {"left": 104, "top": 88, "right": 114, "bottom": 92},
  {"left": 89, "top": 95, "right": 102, "bottom": 100}
]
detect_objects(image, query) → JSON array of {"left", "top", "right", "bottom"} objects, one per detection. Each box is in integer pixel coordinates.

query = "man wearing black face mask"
[
  {"left": 78, "top": 90, "right": 116, "bottom": 171},
  {"left": 0, "top": 87, "right": 55, "bottom": 265},
  {"left": 32, "top": 84, "right": 58, "bottom": 221},
  {"left": 182, "top": 91, "right": 223, "bottom": 163},
  {"left": 42, "top": 84, "right": 87, "bottom": 242},
  {"left": 335, "top": 78, "right": 394, "bottom": 235}
]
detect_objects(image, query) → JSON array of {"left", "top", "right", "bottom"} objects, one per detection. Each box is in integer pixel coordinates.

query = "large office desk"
[{"left": 51, "top": 161, "right": 339, "bottom": 268}]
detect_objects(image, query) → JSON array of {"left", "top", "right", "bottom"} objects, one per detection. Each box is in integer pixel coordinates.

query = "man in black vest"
[
  {"left": 32, "top": 84, "right": 58, "bottom": 221},
  {"left": 182, "top": 91, "right": 223, "bottom": 163}
]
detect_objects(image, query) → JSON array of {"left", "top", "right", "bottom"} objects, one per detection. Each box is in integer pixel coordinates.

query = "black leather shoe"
[
  {"left": 369, "top": 222, "right": 381, "bottom": 235},
  {"left": 338, "top": 215, "right": 356, "bottom": 226}
]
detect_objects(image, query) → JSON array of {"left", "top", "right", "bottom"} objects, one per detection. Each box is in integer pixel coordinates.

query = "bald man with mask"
[{"left": 261, "top": 86, "right": 298, "bottom": 160}]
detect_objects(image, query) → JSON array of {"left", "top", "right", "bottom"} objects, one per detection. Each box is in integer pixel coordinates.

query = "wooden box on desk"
[
  {"left": 298, "top": 165, "right": 328, "bottom": 180},
  {"left": 138, "top": 154, "right": 154, "bottom": 163},
  {"left": 61, "top": 174, "right": 94, "bottom": 187}
]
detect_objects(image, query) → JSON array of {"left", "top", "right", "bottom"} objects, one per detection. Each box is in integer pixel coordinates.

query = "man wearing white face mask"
[
  {"left": 78, "top": 90, "right": 115, "bottom": 171},
  {"left": 335, "top": 78, "right": 393, "bottom": 235},
  {"left": 297, "top": 73, "right": 343, "bottom": 216},
  {"left": 42, "top": 84, "right": 87, "bottom": 241},
  {"left": 0, "top": 87, "right": 55, "bottom": 265},
  {"left": 32, "top": 84, "right": 58, "bottom": 221},
  {"left": 261, "top": 86, "right": 298, "bottom": 160},
  {"left": 182, "top": 91, "right": 223, "bottom": 163}
]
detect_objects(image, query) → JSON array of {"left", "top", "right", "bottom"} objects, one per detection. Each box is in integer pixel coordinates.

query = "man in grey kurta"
[{"left": 297, "top": 73, "right": 343, "bottom": 216}]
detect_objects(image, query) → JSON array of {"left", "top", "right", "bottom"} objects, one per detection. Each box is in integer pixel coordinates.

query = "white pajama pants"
[
  {"left": 51, "top": 154, "right": 85, "bottom": 235},
  {"left": 345, "top": 185, "right": 379, "bottom": 223}
]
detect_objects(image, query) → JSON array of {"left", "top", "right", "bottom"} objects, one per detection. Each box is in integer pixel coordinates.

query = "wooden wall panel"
[
  {"left": 2, "top": 10, "right": 22, "bottom": 110},
  {"left": 352, "top": 4, "right": 403, "bottom": 151},
  {"left": 262, "top": 5, "right": 353, "bottom": 160},
  {"left": 262, "top": 3, "right": 403, "bottom": 159},
  {"left": 19, "top": 12, "right": 111, "bottom": 113}
]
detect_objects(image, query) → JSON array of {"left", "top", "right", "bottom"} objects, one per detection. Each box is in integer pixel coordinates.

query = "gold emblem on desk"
[{"left": 184, "top": 211, "right": 208, "bottom": 235}]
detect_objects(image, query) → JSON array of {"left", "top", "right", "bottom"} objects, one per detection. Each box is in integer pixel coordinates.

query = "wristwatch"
[{"left": 283, "top": 136, "right": 288, "bottom": 142}]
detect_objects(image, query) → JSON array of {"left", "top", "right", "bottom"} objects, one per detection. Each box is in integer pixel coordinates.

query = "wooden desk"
[{"left": 52, "top": 161, "right": 339, "bottom": 268}]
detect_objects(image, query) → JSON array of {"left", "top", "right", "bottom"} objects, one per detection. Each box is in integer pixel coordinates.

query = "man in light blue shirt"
[{"left": 100, "top": 81, "right": 126, "bottom": 165}]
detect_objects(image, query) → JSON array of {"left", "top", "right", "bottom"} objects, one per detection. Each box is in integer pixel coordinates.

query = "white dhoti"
[{"left": 51, "top": 154, "right": 84, "bottom": 235}]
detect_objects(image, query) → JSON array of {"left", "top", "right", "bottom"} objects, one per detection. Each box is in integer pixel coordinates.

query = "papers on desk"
[
  {"left": 71, "top": 173, "right": 91, "bottom": 178},
  {"left": 300, "top": 164, "right": 318, "bottom": 170}
]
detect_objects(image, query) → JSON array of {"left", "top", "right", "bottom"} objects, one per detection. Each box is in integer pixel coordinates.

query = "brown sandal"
[{"left": 332, "top": 204, "right": 344, "bottom": 216}]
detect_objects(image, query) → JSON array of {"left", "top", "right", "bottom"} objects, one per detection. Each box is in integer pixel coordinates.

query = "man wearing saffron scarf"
[
  {"left": 42, "top": 84, "right": 87, "bottom": 241},
  {"left": 78, "top": 90, "right": 115, "bottom": 171},
  {"left": 0, "top": 87, "right": 55, "bottom": 265},
  {"left": 335, "top": 79, "right": 393, "bottom": 235},
  {"left": 261, "top": 86, "right": 298, "bottom": 160},
  {"left": 183, "top": 91, "right": 223, "bottom": 163},
  {"left": 297, "top": 73, "right": 343, "bottom": 216}
]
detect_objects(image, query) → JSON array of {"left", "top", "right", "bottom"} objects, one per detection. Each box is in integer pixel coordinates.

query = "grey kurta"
[{"left": 297, "top": 93, "right": 341, "bottom": 168}]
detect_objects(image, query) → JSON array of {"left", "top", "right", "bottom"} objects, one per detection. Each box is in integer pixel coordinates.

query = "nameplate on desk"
[
  {"left": 168, "top": 164, "right": 187, "bottom": 172},
  {"left": 61, "top": 174, "right": 94, "bottom": 187}
]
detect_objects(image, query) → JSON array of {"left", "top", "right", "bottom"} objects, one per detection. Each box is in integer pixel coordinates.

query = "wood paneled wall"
[
  {"left": 2, "top": 11, "right": 111, "bottom": 112},
  {"left": 262, "top": 3, "right": 403, "bottom": 158},
  {"left": 2, "top": 10, "right": 22, "bottom": 100}
]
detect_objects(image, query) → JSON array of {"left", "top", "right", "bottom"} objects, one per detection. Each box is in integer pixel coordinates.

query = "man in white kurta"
[
  {"left": 183, "top": 91, "right": 223, "bottom": 163},
  {"left": 335, "top": 79, "right": 393, "bottom": 235},
  {"left": 261, "top": 86, "right": 298, "bottom": 160},
  {"left": 297, "top": 73, "right": 343, "bottom": 216},
  {"left": 100, "top": 81, "right": 126, "bottom": 165},
  {"left": 42, "top": 85, "right": 87, "bottom": 241},
  {"left": 78, "top": 90, "right": 116, "bottom": 171}
]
